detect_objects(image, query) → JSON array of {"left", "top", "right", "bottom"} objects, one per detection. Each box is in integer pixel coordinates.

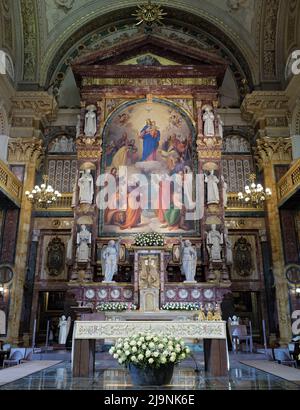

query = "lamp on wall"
[
  {"left": 238, "top": 173, "right": 272, "bottom": 206},
  {"left": 25, "top": 175, "right": 61, "bottom": 209}
]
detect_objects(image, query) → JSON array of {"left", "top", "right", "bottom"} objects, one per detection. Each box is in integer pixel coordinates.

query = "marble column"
[
  {"left": 6, "top": 138, "right": 43, "bottom": 343},
  {"left": 255, "top": 137, "right": 292, "bottom": 344},
  {"left": 291, "top": 135, "right": 300, "bottom": 161}
]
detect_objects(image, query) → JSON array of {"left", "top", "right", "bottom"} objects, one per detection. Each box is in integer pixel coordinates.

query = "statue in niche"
[
  {"left": 180, "top": 238, "right": 197, "bottom": 283},
  {"left": 59, "top": 136, "right": 68, "bottom": 152},
  {"left": 78, "top": 169, "right": 94, "bottom": 204},
  {"left": 58, "top": 315, "right": 71, "bottom": 345},
  {"left": 240, "top": 138, "right": 249, "bottom": 152},
  {"left": 84, "top": 105, "right": 97, "bottom": 137},
  {"left": 205, "top": 170, "right": 219, "bottom": 204},
  {"left": 203, "top": 107, "right": 215, "bottom": 137},
  {"left": 139, "top": 256, "right": 160, "bottom": 288},
  {"left": 221, "top": 175, "right": 228, "bottom": 208},
  {"left": 224, "top": 228, "right": 233, "bottom": 265},
  {"left": 217, "top": 115, "right": 224, "bottom": 139},
  {"left": 47, "top": 237, "right": 65, "bottom": 276},
  {"left": 76, "top": 225, "right": 91, "bottom": 262},
  {"left": 206, "top": 224, "right": 223, "bottom": 261},
  {"left": 101, "top": 239, "right": 122, "bottom": 282},
  {"left": 233, "top": 237, "right": 252, "bottom": 276},
  {"left": 225, "top": 138, "right": 232, "bottom": 152}
]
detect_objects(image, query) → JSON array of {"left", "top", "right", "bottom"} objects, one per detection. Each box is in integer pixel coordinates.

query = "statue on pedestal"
[
  {"left": 76, "top": 225, "right": 91, "bottom": 262},
  {"left": 78, "top": 169, "right": 94, "bottom": 204},
  {"left": 206, "top": 224, "right": 223, "bottom": 261},
  {"left": 205, "top": 170, "right": 219, "bottom": 204},
  {"left": 217, "top": 115, "right": 224, "bottom": 139},
  {"left": 224, "top": 228, "right": 233, "bottom": 265},
  {"left": 203, "top": 107, "right": 215, "bottom": 137},
  {"left": 180, "top": 238, "right": 197, "bottom": 283},
  {"left": 101, "top": 239, "right": 122, "bottom": 282},
  {"left": 84, "top": 105, "right": 97, "bottom": 137},
  {"left": 221, "top": 175, "right": 228, "bottom": 208},
  {"left": 58, "top": 315, "right": 71, "bottom": 345}
]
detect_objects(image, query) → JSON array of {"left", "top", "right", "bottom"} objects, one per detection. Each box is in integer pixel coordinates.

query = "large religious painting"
[{"left": 99, "top": 99, "right": 198, "bottom": 235}]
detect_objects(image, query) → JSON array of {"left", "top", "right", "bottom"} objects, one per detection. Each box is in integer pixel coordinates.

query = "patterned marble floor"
[{"left": 0, "top": 353, "right": 299, "bottom": 390}]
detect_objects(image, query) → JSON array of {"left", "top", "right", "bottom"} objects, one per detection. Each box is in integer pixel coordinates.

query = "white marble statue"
[
  {"left": 101, "top": 239, "right": 122, "bottom": 282},
  {"left": 50, "top": 138, "right": 60, "bottom": 153},
  {"left": 76, "top": 224, "right": 92, "bottom": 262},
  {"left": 217, "top": 115, "right": 224, "bottom": 139},
  {"left": 59, "top": 136, "right": 68, "bottom": 152},
  {"left": 76, "top": 114, "right": 81, "bottom": 137},
  {"left": 206, "top": 224, "right": 223, "bottom": 261},
  {"left": 225, "top": 138, "right": 232, "bottom": 152},
  {"left": 221, "top": 175, "right": 228, "bottom": 208},
  {"left": 78, "top": 169, "right": 94, "bottom": 204},
  {"left": 84, "top": 106, "right": 97, "bottom": 137},
  {"left": 203, "top": 107, "right": 215, "bottom": 137},
  {"left": 180, "top": 238, "right": 197, "bottom": 283},
  {"left": 224, "top": 228, "right": 233, "bottom": 264},
  {"left": 204, "top": 170, "right": 219, "bottom": 204},
  {"left": 58, "top": 315, "right": 71, "bottom": 345}
]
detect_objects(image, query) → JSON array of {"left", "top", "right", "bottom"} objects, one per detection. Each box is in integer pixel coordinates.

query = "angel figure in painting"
[
  {"left": 58, "top": 315, "right": 71, "bottom": 345},
  {"left": 180, "top": 238, "right": 197, "bottom": 283},
  {"left": 101, "top": 238, "right": 122, "bottom": 282}
]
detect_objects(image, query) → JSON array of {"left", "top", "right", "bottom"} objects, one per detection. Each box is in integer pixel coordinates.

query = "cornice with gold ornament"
[
  {"left": 76, "top": 136, "right": 102, "bottom": 160},
  {"left": 241, "top": 92, "right": 290, "bottom": 124},
  {"left": 254, "top": 137, "right": 292, "bottom": 170},
  {"left": 8, "top": 137, "right": 45, "bottom": 165},
  {"left": 11, "top": 92, "right": 58, "bottom": 122}
]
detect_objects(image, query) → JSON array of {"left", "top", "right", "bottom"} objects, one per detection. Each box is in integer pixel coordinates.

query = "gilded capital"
[
  {"left": 254, "top": 137, "right": 292, "bottom": 170},
  {"left": 8, "top": 137, "right": 44, "bottom": 166}
]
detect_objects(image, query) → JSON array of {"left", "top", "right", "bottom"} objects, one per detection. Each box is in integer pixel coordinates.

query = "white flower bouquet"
[
  {"left": 109, "top": 333, "right": 190, "bottom": 368},
  {"left": 134, "top": 232, "right": 164, "bottom": 247},
  {"left": 96, "top": 302, "right": 137, "bottom": 312},
  {"left": 161, "top": 302, "right": 201, "bottom": 311}
]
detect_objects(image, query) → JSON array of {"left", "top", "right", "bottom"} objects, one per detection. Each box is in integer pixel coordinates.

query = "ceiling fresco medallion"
[{"left": 133, "top": 1, "right": 167, "bottom": 26}]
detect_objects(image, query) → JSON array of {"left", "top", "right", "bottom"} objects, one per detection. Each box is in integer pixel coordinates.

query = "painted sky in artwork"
[{"left": 100, "top": 100, "right": 198, "bottom": 235}]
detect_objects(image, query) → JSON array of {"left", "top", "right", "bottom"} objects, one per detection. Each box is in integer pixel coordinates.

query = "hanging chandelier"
[
  {"left": 238, "top": 173, "right": 272, "bottom": 206},
  {"left": 25, "top": 175, "right": 62, "bottom": 209}
]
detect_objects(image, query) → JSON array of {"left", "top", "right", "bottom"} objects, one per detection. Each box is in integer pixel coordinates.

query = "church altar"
[{"left": 71, "top": 320, "right": 229, "bottom": 378}]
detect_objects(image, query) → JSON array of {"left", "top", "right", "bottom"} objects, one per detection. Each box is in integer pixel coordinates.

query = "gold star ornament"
[{"left": 133, "top": 1, "right": 167, "bottom": 26}]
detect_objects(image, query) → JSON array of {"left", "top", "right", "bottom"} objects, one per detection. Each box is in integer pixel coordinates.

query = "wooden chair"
[
  {"left": 230, "top": 325, "right": 253, "bottom": 353},
  {"left": 274, "top": 349, "right": 297, "bottom": 368},
  {"left": 2, "top": 349, "right": 25, "bottom": 368}
]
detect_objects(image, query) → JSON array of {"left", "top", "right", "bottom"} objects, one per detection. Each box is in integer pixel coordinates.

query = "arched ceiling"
[{"left": 1, "top": 0, "right": 300, "bottom": 92}]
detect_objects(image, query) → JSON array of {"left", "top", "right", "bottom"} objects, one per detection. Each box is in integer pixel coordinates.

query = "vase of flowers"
[
  {"left": 134, "top": 232, "right": 164, "bottom": 247},
  {"left": 109, "top": 333, "right": 190, "bottom": 386}
]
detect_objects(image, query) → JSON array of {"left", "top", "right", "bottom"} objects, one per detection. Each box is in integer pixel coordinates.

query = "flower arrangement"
[
  {"left": 109, "top": 333, "right": 190, "bottom": 368},
  {"left": 96, "top": 302, "right": 137, "bottom": 312},
  {"left": 161, "top": 302, "right": 201, "bottom": 311},
  {"left": 134, "top": 232, "right": 164, "bottom": 247}
]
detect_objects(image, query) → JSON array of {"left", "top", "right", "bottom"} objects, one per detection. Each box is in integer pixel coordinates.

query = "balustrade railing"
[
  {"left": 0, "top": 159, "right": 23, "bottom": 206},
  {"left": 277, "top": 159, "right": 300, "bottom": 206}
]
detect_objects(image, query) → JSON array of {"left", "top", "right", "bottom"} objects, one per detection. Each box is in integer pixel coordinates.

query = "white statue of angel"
[
  {"left": 101, "top": 238, "right": 122, "bottom": 282},
  {"left": 58, "top": 315, "right": 71, "bottom": 345},
  {"left": 180, "top": 238, "right": 197, "bottom": 283}
]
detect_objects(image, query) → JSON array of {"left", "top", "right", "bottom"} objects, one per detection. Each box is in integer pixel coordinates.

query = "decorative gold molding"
[
  {"left": 82, "top": 77, "right": 217, "bottom": 87},
  {"left": 35, "top": 193, "right": 73, "bottom": 211},
  {"left": 277, "top": 158, "right": 300, "bottom": 206},
  {"left": 241, "top": 91, "right": 290, "bottom": 124},
  {"left": 254, "top": 137, "right": 292, "bottom": 170},
  {"left": 11, "top": 92, "right": 58, "bottom": 122},
  {"left": 8, "top": 137, "right": 44, "bottom": 166},
  {"left": 226, "top": 193, "right": 264, "bottom": 212},
  {"left": 0, "top": 159, "right": 23, "bottom": 206}
]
